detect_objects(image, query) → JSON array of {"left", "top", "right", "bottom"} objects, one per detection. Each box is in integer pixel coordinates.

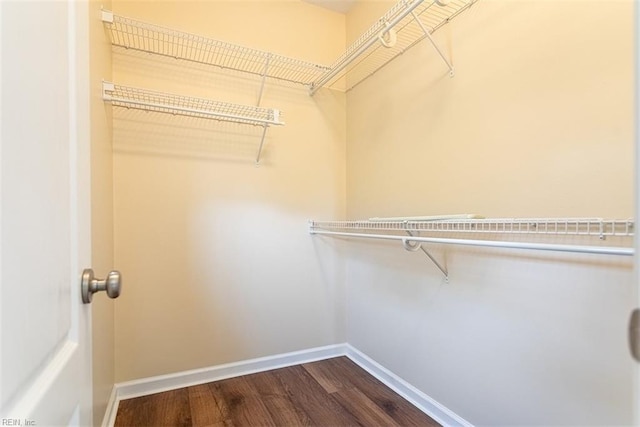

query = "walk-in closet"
[{"left": 1, "top": 0, "right": 638, "bottom": 426}]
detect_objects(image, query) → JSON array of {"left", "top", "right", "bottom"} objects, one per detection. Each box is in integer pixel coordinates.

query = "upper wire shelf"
[
  {"left": 101, "top": 10, "right": 330, "bottom": 87},
  {"left": 309, "top": 0, "right": 478, "bottom": 94},
  {"left": 103, "top": 2, "right": 477, "bottom": 96}
]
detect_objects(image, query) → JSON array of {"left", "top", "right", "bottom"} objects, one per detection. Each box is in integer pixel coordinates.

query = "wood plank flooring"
[{"left": 114, "top": 356, "right": 441, "bottom": 427}]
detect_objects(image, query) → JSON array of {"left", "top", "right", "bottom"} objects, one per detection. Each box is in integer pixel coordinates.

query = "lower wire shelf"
[
  {"left": 309, "top": 217, "right": 635, "bottom": 281},
  {"left": 102, "top": 81, "right": 284, "bottom": 163}
]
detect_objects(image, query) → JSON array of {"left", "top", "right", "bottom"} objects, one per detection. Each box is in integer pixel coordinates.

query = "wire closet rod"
[{"left": 310, "top": 230, "right": 634, "bottom": 256}]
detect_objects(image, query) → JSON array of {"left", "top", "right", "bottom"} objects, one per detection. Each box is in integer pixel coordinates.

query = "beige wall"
[
  {"left": 111, "top": 0, "right": 347, "bottom": 381},
  {"left": 347, "top": 1, "right": 633, "bottom": 219},
  {"left": 104, "top": 0, "right": 636, "bottom": 423},
  {"left": 89, "top": 1, "right": 115, "bottom": 425},
  {"left": 344, "top": 0, "right": 635, "bottom": 425}
]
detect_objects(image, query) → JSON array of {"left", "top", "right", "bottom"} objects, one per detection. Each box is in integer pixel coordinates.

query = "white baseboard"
[
  {"left": 100, "top": 386, "right": 118, "bottom": 427},
  {"left": 103, "top": 343, "right": 471, "bottom": 427},
  {"left": 113, "top": 343, "right": 347, "bottom": 401},
  {"left": 345, "top": 344, "right": 473, "bottom": 427}
]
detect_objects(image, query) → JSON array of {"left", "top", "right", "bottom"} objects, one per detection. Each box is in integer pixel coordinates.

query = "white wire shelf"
[
  {"left": 102, "top": 10, "right": 330, "bottom": 87},
  {"left": 103, "top": 2, "right": 476, "bottom": 95},
  {"left": 309, "top": 0, "right": 478, "bottom": 94},
  {"left": 103, "top": 82, "right": 283, "bottom": 164},
  {"left": 309, "top": 218, "right": 635, "bottom": 262},
  {"left": 103, "top": 82, "right": 283, "bottom": 126},
  {"left": 310, "top": 218, "right": 635, "bottom": 239}
]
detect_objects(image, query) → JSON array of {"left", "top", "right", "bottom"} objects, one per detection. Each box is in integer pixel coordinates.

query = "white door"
[{"left": 0, "top": 0, "right": 93, "bottom": 426}]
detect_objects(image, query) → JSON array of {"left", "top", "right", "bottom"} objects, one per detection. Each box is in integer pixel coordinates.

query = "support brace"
[
  {"left": 255, "top": 55, "right": 272, "bottom": 165},
  {"left": 404, "top": 230, "right": 449, "bottom": 282},
  {"left": 410, "top": 10, "right": 455, "bottom": 77},
  {"left": 255, "top": 124, "right": 269, "bottom": 165},
  {"left": 257, "top": 54, "right": 271, "bottom": 107}
]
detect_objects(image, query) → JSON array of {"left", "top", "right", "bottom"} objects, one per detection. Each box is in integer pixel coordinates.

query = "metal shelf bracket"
[
  {"left": 410, "top": 10, "right": 455, "bottom": 77},
  {"left": 255, "top": 124, "right": 269, "bottom": 165},
  {"left": 403, "top": 230, "right": 449, "bottom": 282},
  {"left": 257, "top": 54, "right": 272, "bottom": 107}
]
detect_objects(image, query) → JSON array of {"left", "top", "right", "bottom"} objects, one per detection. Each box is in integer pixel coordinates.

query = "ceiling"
[{"left": 301, "top": 0, "right": 357, "bottom": 14}]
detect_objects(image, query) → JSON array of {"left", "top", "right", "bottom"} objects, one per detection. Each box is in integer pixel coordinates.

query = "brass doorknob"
[{"left": 81, "top": 269, "right": 122, "bottom": 304}]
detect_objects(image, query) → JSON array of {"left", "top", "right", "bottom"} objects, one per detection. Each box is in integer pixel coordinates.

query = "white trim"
[
  {"left": 345, "top": 345, "right": 473, "bottom": 427},
  {"left": 103, "top": 343, "right": 471, "bottom": 427},
  {"left": 101, "top": 386, "right": 118, "bottom": 427},
  {"left": 112, "top": 343, "right": 347, "bottom": 402}
]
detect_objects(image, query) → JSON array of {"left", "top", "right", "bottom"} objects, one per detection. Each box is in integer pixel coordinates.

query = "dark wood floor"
[{"left": 114, "top": 356, "right": 441, "bottom": 427}]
